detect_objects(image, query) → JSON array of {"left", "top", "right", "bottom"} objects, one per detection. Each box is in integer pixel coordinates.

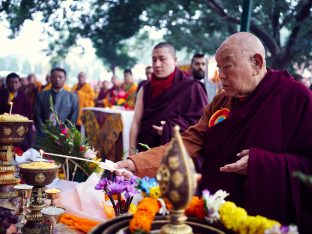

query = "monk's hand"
[
  {"left": 152, "top": 121, "right": 166, "bottom": 136},
  {"left": 220, "top": 149, "right": 249, "bottom": 175},
  {"left": 115, "top": 159, "right": 136, "bottom": 179}
]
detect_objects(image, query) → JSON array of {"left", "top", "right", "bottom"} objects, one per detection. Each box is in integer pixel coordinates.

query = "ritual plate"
[{"left": 90, "top": 215, "right": 228, "bottom": 234}]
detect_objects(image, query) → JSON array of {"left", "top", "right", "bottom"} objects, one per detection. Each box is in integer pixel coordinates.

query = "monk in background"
[
  {"left": 129, "top": 42, "right": 208, "bottom": 155},
  {"left": 122, "top": 68, "right": 137, "bottom": 109},
  {"left": 95, "top": 80, "right": 111, "bottom": 107},
  {"left": 23, "top": 73, "right": 42, "bottom": 119},
  {"left": 117, "top": 33, "right": 312, "bottom": 233},
  {"left": 72, "top": 72, "right": 95, "bottom": 128}
]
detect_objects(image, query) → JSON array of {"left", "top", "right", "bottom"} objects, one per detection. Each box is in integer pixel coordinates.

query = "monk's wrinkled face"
[
  {"left": 216, "top": 45, "right": 255, "bottom": 98},
  {"left": 152, "top": 47, "right": 176, "bottom": 78},
  {"left": 78, "top": 72, "right": 86, "bottom": 84},
  {"left": 51, "top": 70, "right": 66, "bottom": 90}
]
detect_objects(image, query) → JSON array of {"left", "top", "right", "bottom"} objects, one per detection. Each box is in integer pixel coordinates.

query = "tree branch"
[
  {"left": 206, "top": 0, "right": 240, "bottom": 23},
  {"left": 206, "top": 0, "right": 281, "bottom": 56},
  {"left": 271, "top": 0, "right": 281, "bottom": 45},
  {"left": 285, "top": 0, "right": 312, "bottom": 56}
]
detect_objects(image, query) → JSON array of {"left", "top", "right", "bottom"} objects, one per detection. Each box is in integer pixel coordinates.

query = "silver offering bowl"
[
  {"left": 41, "top": 206, "right": 65, "bottom": 234},
  {"left": 13, "top": 184, "right": 33, "bottom": 220}
]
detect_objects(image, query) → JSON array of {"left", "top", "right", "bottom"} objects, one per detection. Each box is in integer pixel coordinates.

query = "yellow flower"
[
  {"left": 117, "top": 98, "right": 126, "bottom": 105},
  {"left": 58, "top": 172, "right": 65, "bottom": 180},
  {"left": 219, "top": 202, "right": 280, "bottom": 234},
  {"left": 150, "top": 186, "right": 161, "bottom": 199},
  {"left": 128, "top": 203, "right": 137, "bottom": 214},
  {"left": 219, "top": 202, "right": 247, "bottom": 232}
]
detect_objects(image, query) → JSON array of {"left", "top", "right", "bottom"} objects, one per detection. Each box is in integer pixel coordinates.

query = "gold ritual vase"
[{"left": 156, "top": 126, "right": 197, "bottom": 234}]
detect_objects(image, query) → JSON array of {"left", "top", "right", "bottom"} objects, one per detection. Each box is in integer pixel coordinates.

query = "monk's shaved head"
[
  {"left": 216, "top": 32, "right": 266, "bottom": 65},
  {"left": 215, "top": 32, "right": 267, "bottom": 98},
  {"left": 153, "top": 42, "right": 176, "bottom": 57}
]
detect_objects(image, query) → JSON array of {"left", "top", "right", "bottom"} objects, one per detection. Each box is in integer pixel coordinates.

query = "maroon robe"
[
  {"left": 199, "top": 70, "right": 312, "bottom": 233},
  {"left": 137, "top": 68, "right": 208, "bottom": 151}
]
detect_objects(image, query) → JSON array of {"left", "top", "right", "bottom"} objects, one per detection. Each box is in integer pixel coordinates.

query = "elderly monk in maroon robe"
[
  {"left": 129, "top": 42, "right": 208, "bottom": 155},
  {"left": 117, "top": 33, "right": 312, "bottom": 233}
]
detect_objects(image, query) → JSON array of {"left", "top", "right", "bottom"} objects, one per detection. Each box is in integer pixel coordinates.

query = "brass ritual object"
[
  {"left": 156, "top": 126, "right": 197, "bottom": 234},
  {"left": 18, "top": 162, "right": 60, "bottom": 234},
  {"left": 0, "top": 121, "right": 32, "bottom": 199},
  {"left": 41, "top": 206, "right": 65, "bottom": 234},
  {"left": 45, "top": 188, "right": 61, "bottom": 207},
  {"left": 14, "top": 184, "right": 33, "bottom": 225}
]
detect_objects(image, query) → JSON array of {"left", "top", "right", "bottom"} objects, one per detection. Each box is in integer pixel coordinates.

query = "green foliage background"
[{"left": 1, "top": 0, "right": 311, "bottom": 72}]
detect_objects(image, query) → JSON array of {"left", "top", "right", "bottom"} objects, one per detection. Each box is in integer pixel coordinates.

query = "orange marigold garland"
[
  {"left": 185, "top": 196, "right": 206, "bottom": 219},
  {"left": 129, "top": 197, "right": 160, "bottom": 233}
]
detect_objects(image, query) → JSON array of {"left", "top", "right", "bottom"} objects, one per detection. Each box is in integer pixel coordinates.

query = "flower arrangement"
[
  {"left": 35, "top": 96, "right": 101, "bottom": 180},
  {"left": 95, "top": 174, "right": 139, "bottom": 216},
  {"left": 129, "top": 177, "right": 172, "bottom": 233},
  {"left": 129, "top": 197, "right": 159, "bottom": 233},
  {"left": 129, "top": 176, "right": 298, "bottom": 234},
  {"left": 109, "top": 90, "right": 128, "bottom": 107}
]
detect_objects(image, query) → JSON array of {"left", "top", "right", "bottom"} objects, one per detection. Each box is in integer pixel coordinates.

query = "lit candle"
[
  {"left": 9, "top": 102, "right": 13, "bottom": 115},
  {"left": 39, "top": 149, "right": 44, "bottom": 163}
]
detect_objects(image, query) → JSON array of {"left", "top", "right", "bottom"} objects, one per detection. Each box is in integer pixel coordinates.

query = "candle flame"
[{"left": 9, "top": 102, "right": 13, "bottom": 105}]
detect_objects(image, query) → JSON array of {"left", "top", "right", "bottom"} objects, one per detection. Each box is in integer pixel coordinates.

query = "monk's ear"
[{"left": 251, "top": 53, "right": 263, "bottom": 75}]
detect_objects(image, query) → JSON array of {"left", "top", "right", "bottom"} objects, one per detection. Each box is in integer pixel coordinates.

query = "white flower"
[
  {"left": 84, "top": 148, "right": 97, "bottom": 159},
  {"left": 157, "top": 198, "right": 169, "bottom": 215},
  {"left": 202, "top": 189, "right": 229, "bottom": 223},
  {"left": 265, "top": 224, "right": 299, "bottom": 234}
]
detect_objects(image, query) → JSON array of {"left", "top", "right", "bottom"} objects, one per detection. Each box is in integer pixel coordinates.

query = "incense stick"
[{"left": 43, "top": 152, "right": 99, "bottom": 164}]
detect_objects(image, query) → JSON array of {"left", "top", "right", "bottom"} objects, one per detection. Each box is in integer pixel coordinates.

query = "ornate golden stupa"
[
  {"left": 0, "top": 118, "right": 32, "bottom": 199},
  {"left": 156, "top": 125, "right": 197, "bottom": 234}
]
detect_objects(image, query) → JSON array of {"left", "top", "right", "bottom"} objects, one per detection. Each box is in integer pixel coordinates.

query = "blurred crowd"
[{"left": 0, "top": 67, "right": 143, "bottom": 150}]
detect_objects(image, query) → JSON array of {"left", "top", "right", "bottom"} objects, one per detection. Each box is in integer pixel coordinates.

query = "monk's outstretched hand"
[
  {"left": 115, "top": 159, "right": 136, "bottom": 179},
  {"left": 219, "top": 149, "right": 249, "bottom": 175}
]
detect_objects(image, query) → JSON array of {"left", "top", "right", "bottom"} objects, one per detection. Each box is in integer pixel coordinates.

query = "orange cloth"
[
  {"left": 59, "top": 213, "right": 100, "bottom": 233},
  {"left": 123, "top": 82, "right": 138, "bottom": 109},
  {"left": 35, "top": 81, "right": 42, "bottom": 92},
  {"left": 72, "top": 83, "right": 95, "bottom": 126}
]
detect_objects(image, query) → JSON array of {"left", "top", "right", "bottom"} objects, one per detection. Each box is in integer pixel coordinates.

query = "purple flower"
[
  {"left": 106, "top": 182, "right": 125, "bottom": 195},
  {"left": 124, "top": 184, "right": 139, "bottom": 199},
  {"left": 280, "top": 225, "right": 289, "bottom": 233},
  {"left": 95, "top": 178, "right": 109, "bottom": 190}
]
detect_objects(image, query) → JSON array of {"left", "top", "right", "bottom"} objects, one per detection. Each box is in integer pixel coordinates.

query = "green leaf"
[{"left": 138, "top": 143, "right": 151, "bottom": 150}]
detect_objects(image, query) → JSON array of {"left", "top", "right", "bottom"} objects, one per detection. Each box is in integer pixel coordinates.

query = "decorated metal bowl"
[
  {"left": 90, "top": 215, "right": 227, "bottom": 234},
  {"left": 18, "top": 162, "right": 60, "bottom": 187},
  {"left": 0, "top": 120, "right": 33, "bottom": 144}
]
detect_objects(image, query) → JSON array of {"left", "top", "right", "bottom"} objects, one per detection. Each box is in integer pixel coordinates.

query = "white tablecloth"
[{"left": 81, "top": 107, "right": 134, "bottom": 158}]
